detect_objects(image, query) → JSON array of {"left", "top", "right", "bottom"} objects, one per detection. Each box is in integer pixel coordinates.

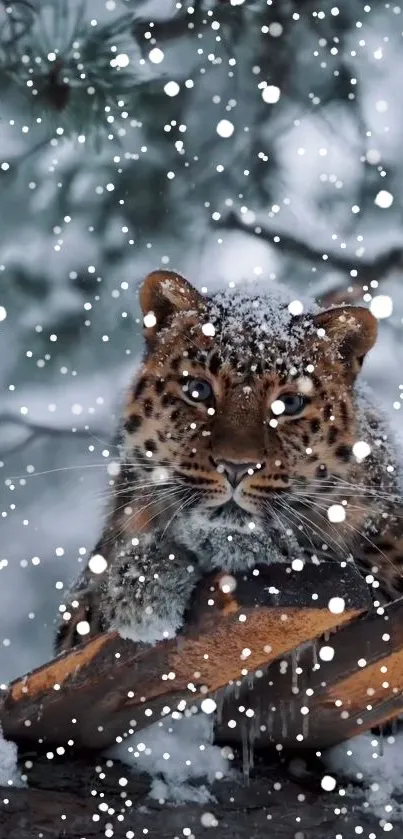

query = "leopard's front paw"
[
  {"left": 110, "top": 601, "right": 184, "bottom": 645},
  {"left": 104, "top": 543, "right": 199, "bottom": 645}
]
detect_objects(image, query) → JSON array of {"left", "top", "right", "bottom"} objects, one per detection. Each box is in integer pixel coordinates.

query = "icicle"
[
  {"left": 246, "top": 672, "right": 255, "bottom": 691},
  {"left": 267, "top": 708, "right": 274, "bottom": 736},
  {"left": 302, "top": 710, "right": 310, "bottom": 739},
  {"left": 280, "top": 700, "right": 288, "bottom": 739},
  {"left": 234, "top": 680, "right": 242, "bottom": 700},
  {"left": 215, "top": 690, "right": 225, "bottom": 725},
  {"left": 311, "top": 639, "right": 319, "bottom": 670},
  {"left": 378, "top": 724, "right": 385, "bottom": 757},
  {"left": 251, "top": 709, "right": 261, "bottom": 743},
  {"left": 241, "top": 722, "right": 252, "bottom": 783},
  {"left": 223, "top": 681, "right": 235, "bottom": 699},
  {"left": 248, "top": 723, "right": 256, "bottom": 772},
  {"left": 291, "top": 649, "right": 299, "bottom": 692}
]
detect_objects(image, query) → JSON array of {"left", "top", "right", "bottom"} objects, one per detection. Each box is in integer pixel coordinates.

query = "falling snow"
[
  {"left": 327, "top": 504, "right": 346, "bottom": 523},
  {"left": 143, "top": 311, "right": 157, "bottom": 328},
  {"left": 321, "top": 774, "right": 337, "bottom": 792},
  {"left": 88, "top": 554, "right": 108, "bottom": 574},
  {"left": 216, "top": 119, "right": 235, "bottom": 138},
  {"left": 1, "top": 0, "right": 403, "bottom": 832},
  {"left": 288, "top": 300, "right": 304, "bottom": 316},
  {"left": 374, "top": 190, "right": 394, "bottom": 209},
  {"left": 164, "top": 81, "right": 180, "bottom": 98},
  {"left": 270, "top": 399, "right": 285, "bottom": 415},
  {"left": 370, "top": 295, "right": 394, "bottom": 320},
  {"left": 201, "top": 322, "right": 216, "bottom": 337},
  {"left": 148, "top": 47, "right": 164, "bottom": 64},
  {"left": 319, "top": 645, "right": 335, "bottom": 662},
  {"left": 352, "top": 440, "right": 371, "bottom": 461},
  {"left": 261, "top": 85, "right": 281, "bottom": 104},
  {"left": 328, "top": 597, "right": 345, "bottom": 615}
]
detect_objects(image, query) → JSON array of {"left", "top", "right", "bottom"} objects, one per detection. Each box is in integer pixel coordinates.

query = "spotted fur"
[{"left": 56, "top": 271, "right": 403, "bottom": 652}]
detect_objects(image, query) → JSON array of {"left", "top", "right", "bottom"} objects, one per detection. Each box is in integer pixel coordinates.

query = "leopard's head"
[{"left": 120, "top": 270, "right": 378, "bottom": 543}]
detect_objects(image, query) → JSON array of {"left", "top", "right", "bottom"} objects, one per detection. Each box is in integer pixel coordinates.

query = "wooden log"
[
  {"left": 0, "top": 561, "right": 368, "bottom": 751},
  {"left": 216, "top": 593, "right": 403, "bottom": 749}
]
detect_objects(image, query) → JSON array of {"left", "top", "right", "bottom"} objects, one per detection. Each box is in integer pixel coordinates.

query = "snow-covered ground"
[
  {"left": 326, "top": 729, "right": 403, "bottom": 829},
  {"left": 109, "top": 712, "right": 233, "bottom": 804},
  {"left": 0, "top": 727, "right": 25, "bottom": 789}
]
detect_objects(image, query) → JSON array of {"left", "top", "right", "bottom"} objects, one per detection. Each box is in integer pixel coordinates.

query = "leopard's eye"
[
  {"left": 183, "top": 378, "right": 213, "bottom": 403},
  {"left": 277, "top": 393, "right": 307, "bottom": 417}
]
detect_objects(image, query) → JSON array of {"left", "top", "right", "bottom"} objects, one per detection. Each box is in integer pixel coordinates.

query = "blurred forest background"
[{"left": 0, "top": 0, "right": 403, "bottom": 685}]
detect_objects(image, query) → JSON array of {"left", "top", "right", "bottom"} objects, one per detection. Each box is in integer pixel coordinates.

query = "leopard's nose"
[{"left": 213, "top": 459, "right": 258, "bottom": 488}]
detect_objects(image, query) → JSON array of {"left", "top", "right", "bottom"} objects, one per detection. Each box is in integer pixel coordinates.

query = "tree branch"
[
  {"left": 219, "top": 210, "right": 403, "bottom": 306},
  {"left": 0, "top": 411, "right": 107, "bottom": 457}
]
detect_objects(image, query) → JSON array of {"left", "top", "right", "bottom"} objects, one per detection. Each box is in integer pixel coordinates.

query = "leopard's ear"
[
  {"left": 312, "top": 305, "right": 378, "bottom": 377},
  {"left": 140, "top": 270, "right": 205, "bottom": 341}
]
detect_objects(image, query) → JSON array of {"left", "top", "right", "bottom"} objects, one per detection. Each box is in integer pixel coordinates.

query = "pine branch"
[{"left": 0, "top": 1, "right": 139, "bottom": 144}]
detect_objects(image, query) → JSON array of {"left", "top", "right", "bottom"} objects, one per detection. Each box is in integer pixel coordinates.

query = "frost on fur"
[{"left": 114, "top": 612, "right": 181, "bottom": 645}]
